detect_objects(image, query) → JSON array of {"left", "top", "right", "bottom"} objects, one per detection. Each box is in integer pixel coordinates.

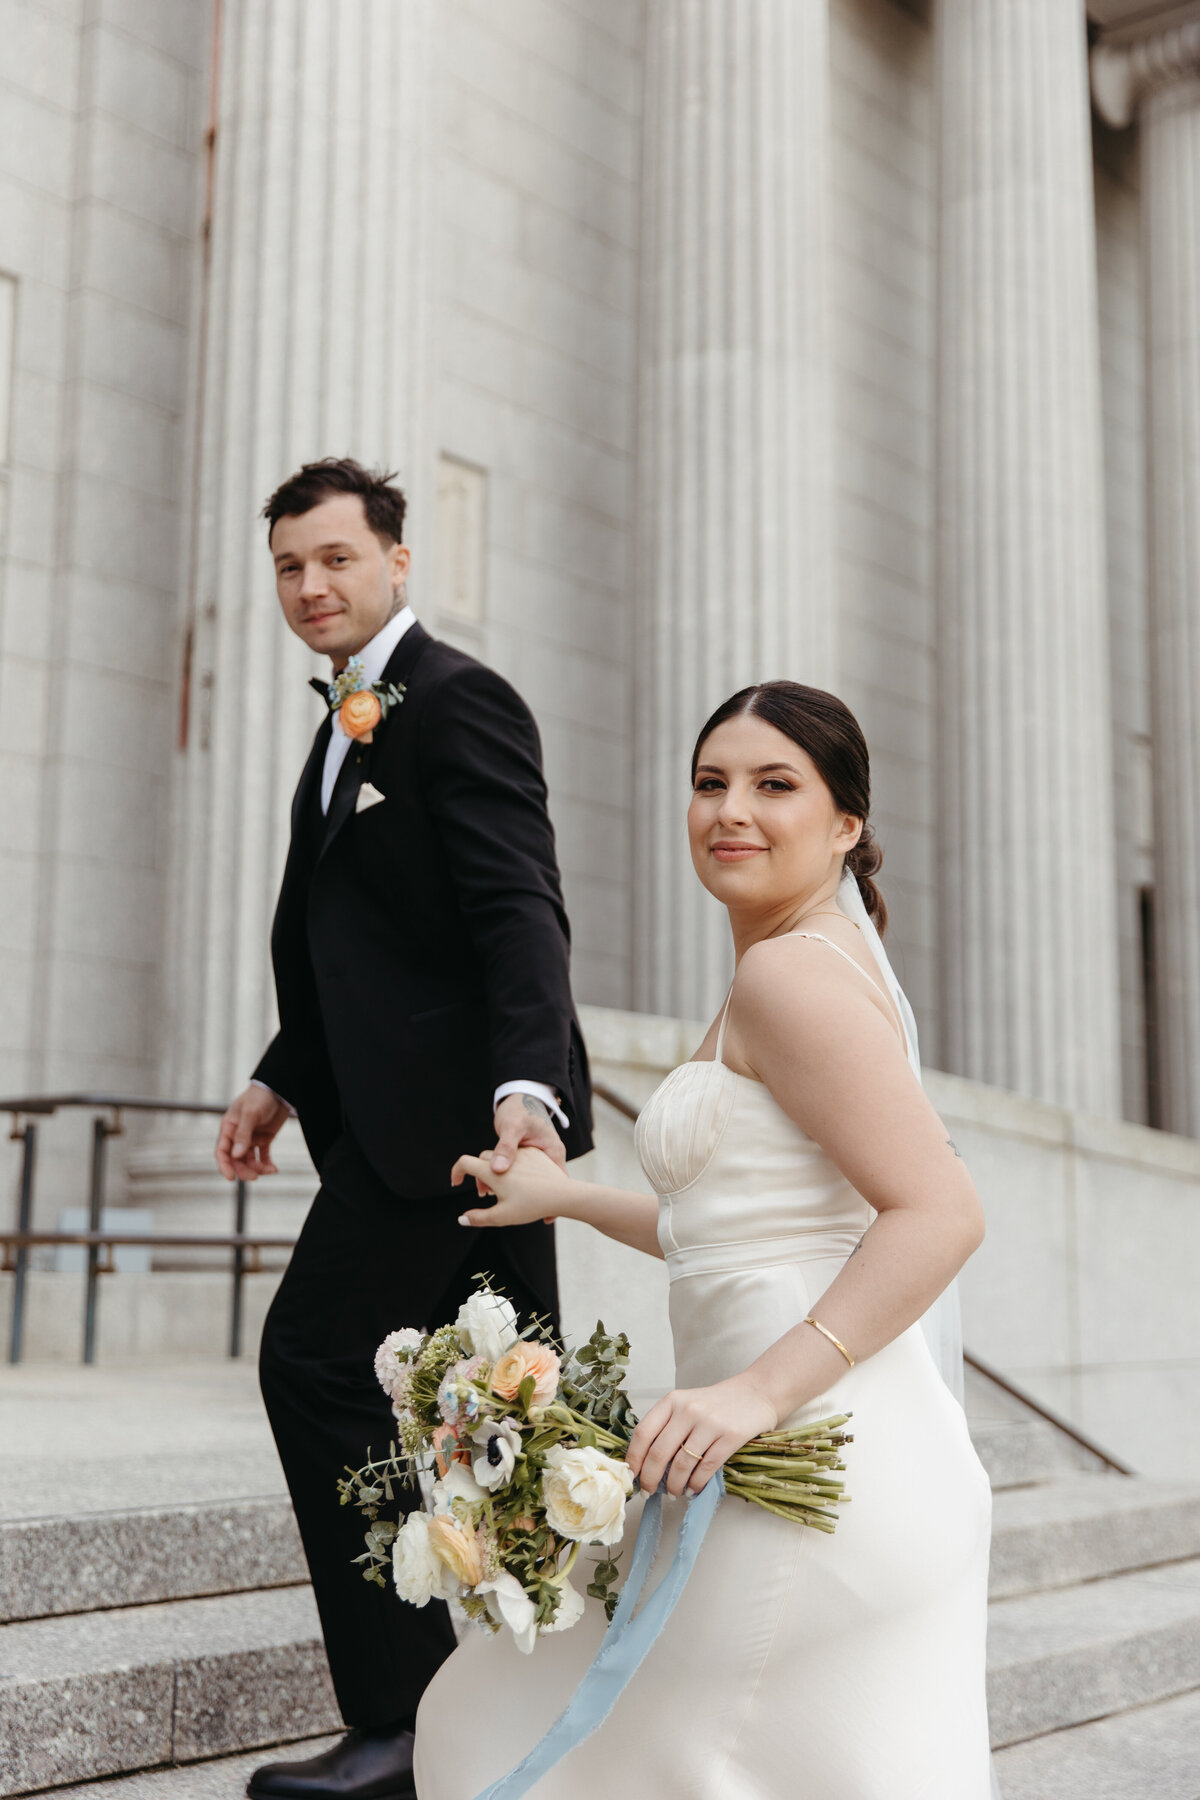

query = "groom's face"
[{"left": 271, "top": 493, "right": 410, "bottom": 668}]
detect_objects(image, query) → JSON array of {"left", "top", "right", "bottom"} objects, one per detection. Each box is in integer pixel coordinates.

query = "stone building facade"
[{"left": 2, "top": 0, "right": 1200, "bottom": 1460}]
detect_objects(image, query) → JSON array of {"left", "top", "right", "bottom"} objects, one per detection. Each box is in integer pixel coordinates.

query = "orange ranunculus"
[
  {"left": 432, "top": 1423, "right": 468, "bottom": 1476},
  {"left": 427, "top": 1515, "right": 484, "bottom": 1587},
  {"left": 491, "top": 1340, "right": 561, "bottom": 1409},
  {"left": 339, "top": 689, "right": 382, "bottom": 741}
]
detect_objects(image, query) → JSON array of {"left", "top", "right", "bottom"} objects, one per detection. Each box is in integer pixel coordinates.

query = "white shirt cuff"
[
  {"left": 493, "top": 1080, "right": 569, "bottom": 1130},
  {"left": 250, "top": 1077, "right": 297, "bottom": 1117}
]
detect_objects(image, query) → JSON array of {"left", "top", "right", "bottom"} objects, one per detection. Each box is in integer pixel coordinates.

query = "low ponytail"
[{"left": 844, "top": 823, "right": 887, "bottom": 936}]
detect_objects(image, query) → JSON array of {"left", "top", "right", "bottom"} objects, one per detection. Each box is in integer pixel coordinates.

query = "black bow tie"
[{"left": 309, "top": 676, "right": 333, "bottom": 705}]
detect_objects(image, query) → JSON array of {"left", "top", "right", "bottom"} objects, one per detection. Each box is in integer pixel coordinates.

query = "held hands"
[
  {"left": 451, "top": 1146, "right": 574, "bottom": 1229},
  {"left": 491, "top": 1091, "right": 566, "bottom": 1175},
  {"left": 626, "top": 1376, "right": 779, "bottom": 1499},
  {"left": 214, "top": 1085, "right": 291, "bottom": 1182}
]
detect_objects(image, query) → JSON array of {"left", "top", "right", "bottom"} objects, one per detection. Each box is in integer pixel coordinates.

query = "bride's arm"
[
  {"left": 627, "top": 936, "right": 985, "bottom": 1498},
  {"left": 452, "top": 1149, "right": 664, "bottom": 1259},
  {"left": 721, "top": 936, "right": 983, "bottom": 1421}
]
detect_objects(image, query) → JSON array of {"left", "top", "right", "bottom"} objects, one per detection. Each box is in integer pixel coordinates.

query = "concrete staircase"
[
  {"left": 977, "top": 1410, "right": 1200, "bottom": 1797},
  {"left": 2, "top": 1370, "right": 1199, "bottom": 1797}
]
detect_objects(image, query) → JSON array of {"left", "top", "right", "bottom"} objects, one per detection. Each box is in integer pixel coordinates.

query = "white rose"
[
  {"left": 478, "top": 1570, "right": 539, "bottom": 1655},
  {"left": 541, "top": 1445, "right": 634, "bottom": 1546},
  {"left": 391, "top": 1511, "right": 459, "bottom": 1608},
  {"left": 431, "top": 1462, "right": 489, "bottom": 1512},
  {"left": 454, "top": 1291, "right": 520, "bottom": 1363},
  {"left": 541, "top": 1578, "right": 586, "bottom": 1635}
]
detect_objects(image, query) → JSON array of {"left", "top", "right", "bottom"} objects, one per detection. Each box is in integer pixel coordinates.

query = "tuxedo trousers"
[{"left": 259, "top": 1131, "right": 559, "bottom": 1728}]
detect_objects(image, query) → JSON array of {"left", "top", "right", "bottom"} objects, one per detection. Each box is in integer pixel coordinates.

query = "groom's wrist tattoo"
[
  {"left": 946, "top": 1138, "right": 962, "bottom": 1158},
  {"left": 521, "top": 1094, "right": 552, "bottom": 1122}
]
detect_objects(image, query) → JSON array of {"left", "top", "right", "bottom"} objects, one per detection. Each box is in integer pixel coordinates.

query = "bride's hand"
[
  {"left": 626, "top": 1376, "right": 779, "bottom": 1498},
  {"left": 451, "top": 1146, "right": 573, "bottom": 1229}
]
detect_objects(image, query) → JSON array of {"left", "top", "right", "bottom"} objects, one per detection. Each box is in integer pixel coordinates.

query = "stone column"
[
  {"left": 130, "top": 0, "right": 436, "bottom": 1239},
  {"left": 935, "top": 0, "right": 1123, "bottom": 1116},
  {"left": 1093, "top": 18, "right": 1200, "bottom": 1136},
  {"left": 634, "top": 0, "right": 836, "bottom": 1023}
]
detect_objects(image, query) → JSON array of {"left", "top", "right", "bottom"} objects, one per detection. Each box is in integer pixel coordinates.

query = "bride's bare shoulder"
[{"left": 733, "top": 931, "right": 896, "bottom": 1048}]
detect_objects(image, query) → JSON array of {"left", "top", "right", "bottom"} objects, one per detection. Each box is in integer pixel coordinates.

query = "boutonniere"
[{"left": 325, "top": 656, "right": 406, "bottom": 744}]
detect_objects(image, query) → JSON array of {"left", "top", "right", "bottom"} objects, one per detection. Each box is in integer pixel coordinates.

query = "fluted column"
[
  {"left": 1094, "top": 19, "right": 1200, "bottom": 1136},
  {"left": 935, "top": 0, "right": 1122, "bottom": 1116},
  {"left": 634, "top": 0, "right": 836, "bottom": 1022},
  {"left": 133, "top": 0, "right": 436, "bottom": 1231}
]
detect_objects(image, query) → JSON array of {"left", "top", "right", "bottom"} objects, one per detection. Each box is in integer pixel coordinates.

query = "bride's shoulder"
[{"left": 734, "top": 931, "right": 886, "bottom": 1048}]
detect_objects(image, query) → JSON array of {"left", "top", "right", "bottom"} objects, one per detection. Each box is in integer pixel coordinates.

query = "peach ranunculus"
[
  {"left": 339, "top": 688, "right": 382, "bottom": 741},
  {"left": 432, "top": 1422, "right": 469, "bottom": 1477},
  {"left": 427, "top": 1514, "right": 484, "bottom": 1588},
  {"left": 491, "top": 1340, "right": 561, "bottom": 1409}
]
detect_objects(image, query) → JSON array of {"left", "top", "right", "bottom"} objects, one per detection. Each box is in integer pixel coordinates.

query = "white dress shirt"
[
  {"left": 253, "top": 608, "right": 566, "bottom": 1129},
  {"left": 320, "top": 605, "right": 417, "bottom": 815}
]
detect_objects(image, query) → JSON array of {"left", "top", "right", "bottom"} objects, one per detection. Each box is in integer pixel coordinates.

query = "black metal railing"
[
  {"left": 1, "top": 1095, "right": 295, "bottom": 1366},
  {"left": 0, "top": 1083, "right": 1144, "bottom": 1475}
]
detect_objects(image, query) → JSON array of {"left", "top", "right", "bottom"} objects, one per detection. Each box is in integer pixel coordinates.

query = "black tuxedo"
[
  {"left": 254, "top": 620, "right": 591, "bottom": 1192},
  {"left": 255, "top": 620, "right": 592, "bottom": 1729}
]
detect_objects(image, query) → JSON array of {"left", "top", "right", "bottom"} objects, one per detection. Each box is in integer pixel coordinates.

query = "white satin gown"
[{"left": 415, "top": 936, "right": 994, "bottom": 1799}]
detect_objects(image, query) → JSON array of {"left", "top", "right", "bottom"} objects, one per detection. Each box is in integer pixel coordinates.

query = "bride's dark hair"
[{"left": 691, "top": 681, "right": 887, "bottom": 935}]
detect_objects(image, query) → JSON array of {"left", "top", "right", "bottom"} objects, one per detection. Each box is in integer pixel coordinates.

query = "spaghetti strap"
[
  {"left": 783, "top": 931, "right": 907, "bottom": 1044},
  {"left": 781, "top": 930, "right": 878, "bottom": 984},
  {"left": 714, "top": 984, "right": 735, "bottom": 1065}
]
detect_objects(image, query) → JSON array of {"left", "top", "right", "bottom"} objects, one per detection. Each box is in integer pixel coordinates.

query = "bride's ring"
[{"left": 675, "top": 1445, "right": 701, "bottom": 1462}]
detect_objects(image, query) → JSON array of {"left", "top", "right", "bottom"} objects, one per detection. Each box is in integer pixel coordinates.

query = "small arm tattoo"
[
  {"left": 946, "top": 1138, "right": 962, "bottom": 1158},
  {"left": 522, "top": 1095, "right": 551, "bottom": 1122}
]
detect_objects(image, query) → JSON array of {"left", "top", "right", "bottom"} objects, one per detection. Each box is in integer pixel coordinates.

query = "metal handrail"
[
  {"left": 2, "top": 1094, "right": 274, "bottom": 1366},
  {"left": 594, "top": 1079, "right": 1135, "bottom": 1476}
]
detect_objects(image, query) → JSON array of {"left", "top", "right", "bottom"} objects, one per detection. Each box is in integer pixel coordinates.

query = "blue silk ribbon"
[{"left": 474, "top": 1471, "right": 725, "bottom": 1799}]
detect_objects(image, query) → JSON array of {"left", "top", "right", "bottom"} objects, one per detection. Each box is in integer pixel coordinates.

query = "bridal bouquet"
[{"left": 338, "top": 1282, "right": 852, "bottom": 1655}]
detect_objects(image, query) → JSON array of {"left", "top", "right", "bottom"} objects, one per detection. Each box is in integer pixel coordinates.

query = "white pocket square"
[{"left": 356, "top": 781, "right": 386, "bottom": 813}]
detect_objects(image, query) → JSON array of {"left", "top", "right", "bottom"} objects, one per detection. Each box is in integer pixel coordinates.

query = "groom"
[{"left": 214, "top": 457, "right": 592, "bottom": 1800}]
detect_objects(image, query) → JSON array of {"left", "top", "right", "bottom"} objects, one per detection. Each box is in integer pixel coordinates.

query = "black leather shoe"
[{"left": 246, "top": 1724, "right": 417, "bottom": 1800}]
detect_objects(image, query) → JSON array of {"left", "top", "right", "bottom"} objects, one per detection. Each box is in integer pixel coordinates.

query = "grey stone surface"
[
  {"left": 0, "top": 1587, "right": 339, "bottom": 1796},
  {"left": 970, "top": 1419, "right": 1086, "bottom": 1491},
  {"left": 987, "top": 1553, "right": 1200, "bottom": 1747},
  {"left": 995, "top": 1684, "right": 1200, "bottom": 1799},
  {"left": 2, "top": 1497, "right": 306, "bottom": 1624},
  {"left": 46, "top": 1738, "right": 344, "bottom": 1800},
  {"left": 0, "top": 1363, "right": 276, "bottom": 1491},
  {"left": 990, "top": 1475, "right": 1200, "bottom": 1598}
]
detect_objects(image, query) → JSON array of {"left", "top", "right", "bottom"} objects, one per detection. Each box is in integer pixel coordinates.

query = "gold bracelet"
[{"left": 804, "top": 1315, "right": 855, "bottom": 1369}]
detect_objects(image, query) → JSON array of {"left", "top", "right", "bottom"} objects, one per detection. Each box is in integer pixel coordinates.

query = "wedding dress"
[{"left": 415, "top": 910, "right": 993, "bottom": 1799}]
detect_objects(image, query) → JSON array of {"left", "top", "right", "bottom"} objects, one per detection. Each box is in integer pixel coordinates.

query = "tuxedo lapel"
[
  {"left": 318, "top": 621, "right": 434, "bottom": 861},
  {"left": 321, "top": 736, "right": 370, "bottom": 855},
  {"left": 292, "top": 715, "right": 332, "bottom": 840}
]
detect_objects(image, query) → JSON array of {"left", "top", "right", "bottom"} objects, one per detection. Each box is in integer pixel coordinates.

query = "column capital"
[{"left": 1091, "top": 11, "right": 1200, "bottom": 128}]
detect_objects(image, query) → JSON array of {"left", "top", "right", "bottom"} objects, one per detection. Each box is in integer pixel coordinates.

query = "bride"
[{"left": 415, "top": 681, "right": 993, "bottom": 1798}]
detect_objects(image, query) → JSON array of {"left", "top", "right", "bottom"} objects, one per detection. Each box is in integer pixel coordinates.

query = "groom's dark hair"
[{"left": 263, "top": 458, "right": 407, "bottom": 548}]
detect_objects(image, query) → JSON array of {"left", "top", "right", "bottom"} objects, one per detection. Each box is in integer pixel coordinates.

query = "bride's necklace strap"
[{"left": 780, "top": 909, "right": 862, "bottom": 936}]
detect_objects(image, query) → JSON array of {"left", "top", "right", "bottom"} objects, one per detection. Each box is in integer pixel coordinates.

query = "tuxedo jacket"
[{"left": 254, "top": 622, "right": 593, "bottom": 1197}]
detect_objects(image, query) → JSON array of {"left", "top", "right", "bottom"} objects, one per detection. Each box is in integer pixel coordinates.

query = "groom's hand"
[
  {"left": 491, "top": 1092, "right": 566, "bottom": 1178},
  {"left": 215, "top": 1085, "right": 291, "bottom": 1182}
]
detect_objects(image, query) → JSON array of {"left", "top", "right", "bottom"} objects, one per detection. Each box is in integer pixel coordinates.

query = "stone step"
[
  {"left": 990, "top": 1475, "right": 1200, "bottom": 1599},
  {"left": 33, "top": 1739, "right": 344, "bottom": 1800},
  {"left": 987, "top": 1553, "right": 1200, "bottom": 1748},
  {"left": 0, "top": 1586, "right": 340, "bottom": 1797},
  {"left": 994, "top": 1684, "right": 1200, "bottom": 1799},
  {"left": 970, "top": 1417, "right": 1102, "bottom": 1490},
  {"left": 1, "top": 1496, "right": 305, "bottom": 1625}
]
